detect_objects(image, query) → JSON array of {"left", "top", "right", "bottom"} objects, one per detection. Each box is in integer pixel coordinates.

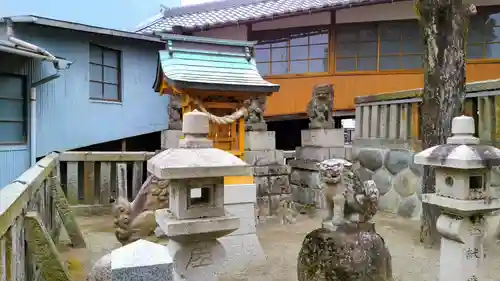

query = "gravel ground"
[{"left": 60, "top": 212, "right": 500, "bottom": 281}]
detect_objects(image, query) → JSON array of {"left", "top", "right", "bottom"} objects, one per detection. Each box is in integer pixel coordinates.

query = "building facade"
[
  {"left": 0, "top": 16, "right": 168, "bottom": 187},
  {"left": 136, "top": 0, "right": 500, "bottom": 119}
]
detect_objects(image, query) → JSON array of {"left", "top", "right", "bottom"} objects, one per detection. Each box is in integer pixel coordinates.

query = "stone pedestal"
[
  {"left": 297, "top": 224, "right": 392, "bottom": 281},
  {"left": 219, "top": 183, "right": 265, "bottom": 272},
  {"left": 166, "top": 240, "right": 226, "bottom": 281},
  {"left": 289, "top": 129, "right": 346, "bottom": 207},
  {"left": 243, "top": 128, "right": 290, "bottom": 216},
  {"left": 161, "top": 129, "right": 183, "bottom": 149}
]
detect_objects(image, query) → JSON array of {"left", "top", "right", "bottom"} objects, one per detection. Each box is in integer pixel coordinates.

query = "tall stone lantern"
[
  {"left": 148, "top": 110, "right": 253, "bottom": 281},
  {"left": 415, "top": 115, "right": 500, "bottom": 281}
]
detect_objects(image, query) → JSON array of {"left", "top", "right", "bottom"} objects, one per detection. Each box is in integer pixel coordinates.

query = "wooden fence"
[
  {"left": 354, "top": 79, "right": 500, "bottom": 148},
  {"left": 58, "top": 152, "right": 155, "bottom": 214}
]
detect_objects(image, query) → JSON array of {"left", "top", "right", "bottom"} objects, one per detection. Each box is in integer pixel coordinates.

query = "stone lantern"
[
  {"left": 148, "top": 110, "right": 253, "bottom": 281},
  {"left": 415, "top": 115, "right": 500, "bottom": 281}
]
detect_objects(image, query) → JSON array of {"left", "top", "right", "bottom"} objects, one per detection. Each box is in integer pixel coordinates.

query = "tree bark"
[{"left": 415, "top": 0, "right": 476, "bottom": 246}]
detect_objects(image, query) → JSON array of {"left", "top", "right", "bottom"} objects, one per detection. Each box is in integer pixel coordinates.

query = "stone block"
[
  {"left": 291, "top": 184, "right": 301, "bottom": 202},
  {"left": 312, "top": 188, "right": 325, "bottom": 209},
  {"left": 219, "top": 234, "right": 265, "bottom": 273},
  {"left": 269, "top": 175, "right": 290, "bottom": 194},
  {"left": 256, "top": 196, "right": 270, "bottom": 217},
  {"left": 397, "top": 194, "right": 421, "bottom": 219},
  {"left": 378, "top": 188, "right": 401, "bottom": 213},
  {"left": 392, "top": 168, "right": 420, "bottom": 198},
  {"left": 329, "top": 147, "right": 346, "bottom": 158},
  {"left": 268, "top": 194, "right": 281, "bottom": 215},
  {"left": 290, "top": 169, "right": 319, "bottom": 188},
  {"left": 288, "top": 159, "right": 320, "bottom": 171},
  {"left": 224, "top": 203, "right": 257, "bottom": 235},
  {"left": 296, "top": 147, "right": 330, "bottom": 162},
  {"left": 224, "top": 183, "right": 256, "bottom": 204},
  {"left": 161, "top": 130, "right": 183, "bottom": 149},
  {"left": 301, "top": 188, "right": 315, "bottom": 205},
  {"left": 245, "top": 131, "right": 276, "bottom": 151},
  {"left": 357, "top": 148, "right": 385, "bottom": 171},
  {"left": 301, "top": 129, "right": 344, "bottom": 147},
  {"left": 244, "top": 150, "right": 284, "bottom": 166},
  {"left": 111, "top": 239, "right": 173, "bottom": 281},
  {"left": 253, "top": 164, "right": 290, "bottom": 176},
  {"left": 372, "top": 168, "right": 392, "bottom": 196},
  {"left": 254, "top": 176, "right": 270, "bottom": 196}
]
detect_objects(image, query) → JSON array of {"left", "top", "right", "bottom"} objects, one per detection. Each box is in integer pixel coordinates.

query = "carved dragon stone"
[
  {"left": 112, "top": 176, "right": 169, "bottom": 246},
  {"left": 306, "top": 84, "right": 334, "bottom": 129}
]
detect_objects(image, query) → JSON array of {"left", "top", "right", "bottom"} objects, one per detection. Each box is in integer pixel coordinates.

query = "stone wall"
[{"left": 352, "top": 146, "right": 423, "bottom": 219}]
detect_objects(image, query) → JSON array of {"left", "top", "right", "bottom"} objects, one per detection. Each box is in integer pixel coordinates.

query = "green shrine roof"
[{"left": 153, "top": 34, "right": 280, "bottom": 93}]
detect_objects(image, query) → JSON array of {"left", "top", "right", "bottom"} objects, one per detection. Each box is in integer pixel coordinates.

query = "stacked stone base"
[
  {"left": 289, "top": 129, "right": 347, "bottom": 208},
  {"left": 243, "top": 130, "right": 291, "bottom": 216}
]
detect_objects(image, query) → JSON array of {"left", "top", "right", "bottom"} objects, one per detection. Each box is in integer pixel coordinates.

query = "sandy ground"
[{"left": 59, "top": 212, "right": 500, "bottom": 281}]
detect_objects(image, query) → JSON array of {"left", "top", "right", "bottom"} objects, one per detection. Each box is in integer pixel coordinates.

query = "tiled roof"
[{"left": 136, "top": 0, "right": 401, "bottom": 34}]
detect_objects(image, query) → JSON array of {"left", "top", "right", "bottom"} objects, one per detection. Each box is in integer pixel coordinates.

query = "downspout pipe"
[
  {"left": 30, "top": 73, "right": 61, "bottom": 166},
  {"left": 3, "top": 18, "right": 72, "bottom": 70}
]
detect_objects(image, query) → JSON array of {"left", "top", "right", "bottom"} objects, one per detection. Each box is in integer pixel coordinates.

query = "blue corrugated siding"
[
  {"left": 0, "top": 147, "right": 30, "bottom": 187},
  {"left": 13, "top": 24, "right": 170, "bottom": 157}
]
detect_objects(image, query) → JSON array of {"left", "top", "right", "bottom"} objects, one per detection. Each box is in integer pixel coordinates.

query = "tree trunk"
[{"left": 415, "top": 0, "right": 476, "bottom": 247}]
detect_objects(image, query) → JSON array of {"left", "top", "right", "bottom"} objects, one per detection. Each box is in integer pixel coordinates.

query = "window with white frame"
[
  {"left": 0, "top": 74, "right": 26, "bottom": 144},
  {"left": 89, "top": 44, "right": 121, "bottom": 101}
]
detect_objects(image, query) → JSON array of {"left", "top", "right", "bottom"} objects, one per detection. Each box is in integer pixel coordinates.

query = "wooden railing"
[
  {"left": 0, "top": 152, "right": 86, "bottom": 281},
  {"left": 58, "top": 152, "right": 155, "bottom": 212},
  {"left": 0, "top": 151, "right": 155, "bottom": 280},
  {"left": 354, "top": 79, "right": 500, "bottom": 149}
]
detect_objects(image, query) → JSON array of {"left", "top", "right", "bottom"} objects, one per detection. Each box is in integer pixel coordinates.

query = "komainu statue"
[
  {"left": 306, "top": 84, "right": 334, "bottom": 129},
  {"left": 112, "top": 176, "right": 169, "bottom": 246},
  {"left": 297, "top": 158, "right": 392, "bottom": 281},
  {"left": 245, "top": 95, "right": 268, "bottom": 131},
  {"left": 168, "top": 94, "right": 183, "bottom": 130}
]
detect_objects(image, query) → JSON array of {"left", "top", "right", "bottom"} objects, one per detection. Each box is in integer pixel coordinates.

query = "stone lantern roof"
[
  {"left": 147, "top": 110, "right": 253, "bottom": 179},
  {"left": 414, "top": 115, "right": 500, "bottom": 169}
]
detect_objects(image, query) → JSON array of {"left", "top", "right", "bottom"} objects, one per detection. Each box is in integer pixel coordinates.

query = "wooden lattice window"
[
  {"left": 89, "top": 44, "right": 121, "bottom": 101},
  {"left": 255, "top": 30, "right": 329, "bottom": 76}
]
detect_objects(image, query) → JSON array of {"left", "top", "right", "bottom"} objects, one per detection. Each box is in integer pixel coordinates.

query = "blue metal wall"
[
  {"left": 16, "top": 24, "right": 169, "bottom": 157},
  {"left": 0, "top": 24, "right": 169, "bottom": 186}
]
